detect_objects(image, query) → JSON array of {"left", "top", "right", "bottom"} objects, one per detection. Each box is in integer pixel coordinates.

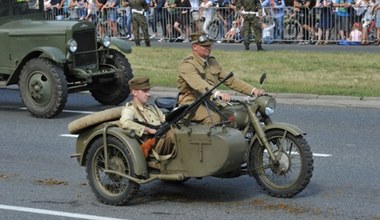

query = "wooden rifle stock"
[{"left": 140, "top": 137, "right": 157, "bottom": 158}]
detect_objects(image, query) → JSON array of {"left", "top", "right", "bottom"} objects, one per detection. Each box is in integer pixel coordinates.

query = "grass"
[{"left": 123, "top": 46, "right": 380, "bottom": 97}]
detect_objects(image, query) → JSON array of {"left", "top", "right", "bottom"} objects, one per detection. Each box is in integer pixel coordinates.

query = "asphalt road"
[{"left": 0, "top": 88, "right": 379, "bottom": 220}]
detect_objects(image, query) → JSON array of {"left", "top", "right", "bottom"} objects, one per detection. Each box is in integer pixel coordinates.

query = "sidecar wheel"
[
  {"left": 86, "top": 136, "right": 140, "bottom": 205},
  {"left": 250, "top": 130, "right": 314, "bottom": 198}
]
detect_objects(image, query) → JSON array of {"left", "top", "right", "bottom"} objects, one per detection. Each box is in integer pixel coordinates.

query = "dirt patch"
[
  {"left": 33, "top": 179, "right": 68, "bottom": 186},
  {"left": 0, "top": 174, "right": 9, "bottom": 180},
  {"left": 250, "top": 199, "right": 322, "bottom": 216}
]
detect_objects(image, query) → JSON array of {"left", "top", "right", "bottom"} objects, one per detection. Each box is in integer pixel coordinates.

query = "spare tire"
[{"left": 68, "top": 106, "right": 124, "bottom": 134}]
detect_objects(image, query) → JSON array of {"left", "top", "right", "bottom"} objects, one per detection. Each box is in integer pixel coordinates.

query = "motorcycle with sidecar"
[{"left": 68, "top": 73, "right": 314, "bottom": 205}]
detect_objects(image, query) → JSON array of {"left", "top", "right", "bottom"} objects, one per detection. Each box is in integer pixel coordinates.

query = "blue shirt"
[
  {"left": 335, "top": 0, "right": 352, "bottom": 17},
  {"left": 261, "top": 0, "right": 285, "bottom": 18}
]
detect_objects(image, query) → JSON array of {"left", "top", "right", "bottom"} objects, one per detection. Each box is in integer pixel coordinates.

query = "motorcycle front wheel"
[
  {"left": 86, "top": 136, "right": 140, "bottom": 205},
  {"left": 250, "top": 130, "right": 314, "bottom": 198}
]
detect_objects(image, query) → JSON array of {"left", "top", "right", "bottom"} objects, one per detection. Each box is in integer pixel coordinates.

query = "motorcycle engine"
[{"left": 220, "top": 105, "right": 248, "bottom": 130}]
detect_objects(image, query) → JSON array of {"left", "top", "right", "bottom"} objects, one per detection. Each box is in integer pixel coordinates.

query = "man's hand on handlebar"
[
  {"left": 252, "top": 88, "right": 265, "bottom": 97},
  {"left": 215, "top": 92, "right": 231, "bottom": 102}
]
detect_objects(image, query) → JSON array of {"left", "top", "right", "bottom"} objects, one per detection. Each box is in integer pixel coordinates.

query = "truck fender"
[
  {"left": 36, "top": 46, "right": 66, "bottom": 63},
  {"left": 249, "top": 122, "right": 306, "bottom": 146},
  {"left": 110, "top": 37, "right": 132, "bottom": 54},
  {"left": 77, "top": 126, "right": 148, "bottom": 178}
]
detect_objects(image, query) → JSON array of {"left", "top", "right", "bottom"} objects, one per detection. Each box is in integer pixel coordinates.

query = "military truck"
[{"left": 0, "top": 0, "right": 133, "bottom": 118}]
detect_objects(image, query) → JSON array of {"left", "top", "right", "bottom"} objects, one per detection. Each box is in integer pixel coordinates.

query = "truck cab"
[{"left": 0, "top": 0, "right": 133, "bottom": 118}]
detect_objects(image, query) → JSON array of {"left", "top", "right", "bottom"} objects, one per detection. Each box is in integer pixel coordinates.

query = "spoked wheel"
[
  {"left": 250, "top": 130, "right": 314, "bottom": 198},
  {"left": 208, "top": 20, "right": 219, "bottom": 39},
  {"left": 86, "top": 136, "right": 140, "bottom": 205},
  {"left": 283, "top": 20, "right": 301, "bottom": 43}
]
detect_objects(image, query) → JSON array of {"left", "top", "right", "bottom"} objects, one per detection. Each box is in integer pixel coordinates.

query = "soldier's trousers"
[
  {"left": 242, "top": 16, "right": 262, "bottom": 45},
  {"left": 132, "top": 13, "right": 149, "bottom": 42}
]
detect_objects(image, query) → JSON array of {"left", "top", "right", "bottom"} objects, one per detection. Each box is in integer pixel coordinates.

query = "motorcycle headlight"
[
  {"left": 257, "top": 96, "right": 276, "bottom": 116},
  {"left": 102, "top": 35, "right": 111, "bottom": 48},
  {"left": 67, "top": 39, "right": 78, "bottom": 53}
]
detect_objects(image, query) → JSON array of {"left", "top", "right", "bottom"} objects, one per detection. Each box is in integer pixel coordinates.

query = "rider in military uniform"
[
  {"left": 177, "top": 32, "right": 265, "bottom": 125},
  {"left": 128, "top": 0, "right": 151, "bottom": 46},
  {"left": 120, "top": 77, "right": 173, "bottom": 156},
  {"left": 236, "top": 0, "right": 264, "bottom": 51}
]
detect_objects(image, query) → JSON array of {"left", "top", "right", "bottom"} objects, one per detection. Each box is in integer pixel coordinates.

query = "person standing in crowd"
[
  {"left": 102, "top": 0, "right": 118, "bottom": 36},
  {"left": 374, "top": 0, "right": 380, "bottom": 45},
  {"left": 130, "top": 0, "right": 151, "bottom": 46},
  {"left": 199, "top": 0, "right": 213, "bottom": 35},
  {"left": 150, "top": 0, "right": 167, "bottom": 41},
  {"left": 315, "top": 0, "right": 333, "bottom": 45},
  {"left": 357, "top": 0, "right": 374, "bottom": 45},
  {"left": 95, "top": 0, "right": 108, "bottom": 37},
  {"left": 176, "top": 0, "right": 192, "bottom": 42},
  {"left": 48, "top": 0, "right": 65, "bottom": 19},
  {"left": 189, "top": 0, "right": 201, "bottom": 32},
  {"left": 177, "top": 32, "right": 265, "bottom": 125},
  {"left": 120, "top": 0, "right": 132, "bottom": 38},
  {"left": 333, "top": 0, "right": 352, "bottom": 41},
  {"left": 262, "top": 0, "right": 285, "bottom": 42},
  {"left": 294, "top": 0, "right": 315, "bottom": 44},
  {"left": 120, "top": 76, "right": 175, "bottom": 157},
  {"left": 217, "top": 0, "right": 234, "bottom": 41},
  {"left": 165, "top": 0, "right": 184, "bottom": 39},
  {"left": 236, "top": 0, "right": 264, "bottom": 51},
  {"left": 85, "top": 0, "right": 97, "bottom": 23}
]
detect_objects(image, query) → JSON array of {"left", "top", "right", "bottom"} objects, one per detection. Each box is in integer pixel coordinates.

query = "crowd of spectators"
[{"left": 41, "top": 0, "right": 380, "bottom": 45}]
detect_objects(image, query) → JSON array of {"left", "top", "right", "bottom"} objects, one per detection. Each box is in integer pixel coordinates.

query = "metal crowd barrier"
[{"left": 43, "top": 5, "right": 378, "bottom": 44}]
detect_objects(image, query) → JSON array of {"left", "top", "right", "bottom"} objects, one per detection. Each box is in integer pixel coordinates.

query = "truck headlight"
[
  {"left": 102, "top": 35, "right": 111, "bottom": 48},
  {"left": 67, "top": 39, "right": 78, "bottom": 53},
  {"left": 257, "top": 96, "right": 276, "bottom": 116}
]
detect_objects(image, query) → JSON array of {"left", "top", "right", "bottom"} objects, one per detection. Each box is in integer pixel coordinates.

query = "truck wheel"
[
  {"left": 19, "top": 58, "right": 68, "bottom": 118},
  {"left": 86, "top": 136, "right": 140, "bottom": 205},
  {"left": 90, "top": 49, "right": 133, "bottom": 105}
]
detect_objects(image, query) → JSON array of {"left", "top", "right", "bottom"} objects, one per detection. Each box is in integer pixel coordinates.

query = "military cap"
[
  {"left": 128, "top": 76, "right": 151, "bottom": 90},
  {"left": 190, "top": 32, "right": 214, "bottom": 46}
]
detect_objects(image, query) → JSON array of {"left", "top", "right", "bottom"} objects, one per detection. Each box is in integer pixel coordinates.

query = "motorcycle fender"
[
  {"left": 76, "top": 125, "right": 148, "bottom": 177},
  {"left": 110, "top": 37, "right": 132, "bottom": 54},
  {"left": 264, "top": 123, "right": 305, "bottom": 136},
  {"left": 250, "top": 122, "right": 305, "bottom": 145}
]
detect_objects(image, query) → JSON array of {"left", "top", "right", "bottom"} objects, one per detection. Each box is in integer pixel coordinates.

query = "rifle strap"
[{"left": 152, "top": 149, "right": 174, "bottom": 161}]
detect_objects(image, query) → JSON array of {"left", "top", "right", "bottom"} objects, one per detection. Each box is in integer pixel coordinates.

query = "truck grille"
[{"left": 72, "top": 29, "right": 97, "bottom": 68}]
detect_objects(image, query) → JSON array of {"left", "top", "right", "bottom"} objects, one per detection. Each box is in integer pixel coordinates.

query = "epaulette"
[
  {"left": 126, "top": 101, "right": 133, "bottom": 106},
  {"left": 183, "top": 55, "right": 194, "bottom": 61}
]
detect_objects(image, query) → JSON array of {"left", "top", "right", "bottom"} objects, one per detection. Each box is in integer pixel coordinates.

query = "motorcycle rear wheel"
[
  {"left": 250, "top": 129, "right": 314, "bottom": 197},
  {"left": 86, "top": 136, "right": 140, "bottom": 205}
]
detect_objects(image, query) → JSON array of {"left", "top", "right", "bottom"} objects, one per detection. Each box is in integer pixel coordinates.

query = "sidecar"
[{"left": 69, "top": 106, "right": 249, "bottom": 205}]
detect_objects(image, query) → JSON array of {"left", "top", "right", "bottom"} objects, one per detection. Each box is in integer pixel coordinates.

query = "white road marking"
[
  {"left": 60, "top": 134, "right": 79, "bottom": 138},
  {"left": 0, "top": 204, "right": 127, "bottom": 220},
  {"left": 313, "top": 153, "right": 332, "bottom": 157},
  {"left": 19, "top": 107, "right": 95, "bottom": 114}
]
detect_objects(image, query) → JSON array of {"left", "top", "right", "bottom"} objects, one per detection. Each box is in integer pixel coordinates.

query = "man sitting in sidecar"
[{"left": 119, "top": 76, "right": 175, "bottom": 158}]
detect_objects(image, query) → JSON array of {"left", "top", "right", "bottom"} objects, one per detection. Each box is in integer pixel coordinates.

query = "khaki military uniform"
[
  {"left": 129, "top": 0, "right": 150, "bottom": 46},
  {"left": 177, "top": 52, "right": 255, "bottom": 124},
  {"left": 120, "top": 100, "right": 174, "bottom": 155}
]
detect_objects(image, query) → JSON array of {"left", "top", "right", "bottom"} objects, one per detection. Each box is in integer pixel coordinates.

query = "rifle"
[{"left": 140, "top": 72, "right": 234, "bottom": 158}]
